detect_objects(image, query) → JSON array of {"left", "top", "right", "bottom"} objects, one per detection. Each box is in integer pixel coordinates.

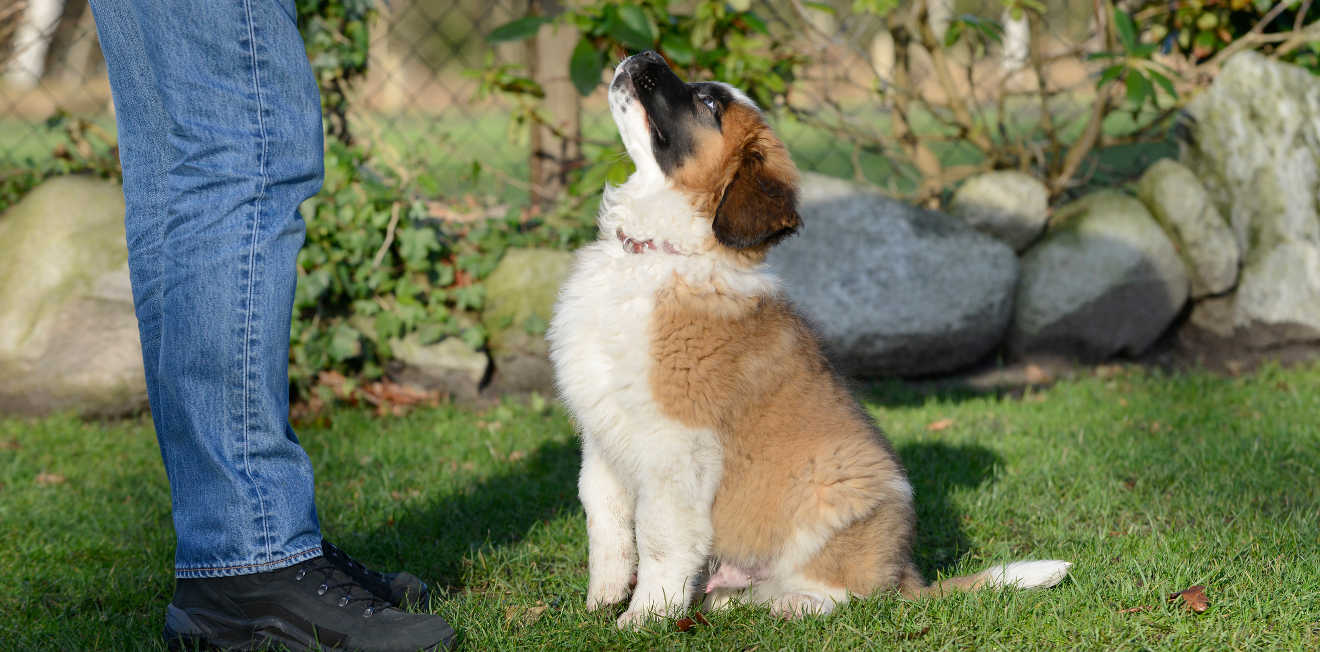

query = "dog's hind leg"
[
  {"left": 580, "top": 440, "right": 637, "bottom": 610},
  {"left": 617, "top": 427, "right": 723, "bottom": 628}
]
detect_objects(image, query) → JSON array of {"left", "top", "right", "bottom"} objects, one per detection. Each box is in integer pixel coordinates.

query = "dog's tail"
[{"left": 899, "top": 560, "right": 1071, "bottom": 598}]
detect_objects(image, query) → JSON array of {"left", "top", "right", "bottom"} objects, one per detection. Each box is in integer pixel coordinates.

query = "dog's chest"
[{"left": 548, "top": 243, "right": 672, "bottom": 421}]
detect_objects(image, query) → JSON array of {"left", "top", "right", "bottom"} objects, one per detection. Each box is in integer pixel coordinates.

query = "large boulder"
[
  {"left": 1182, "top": 51, "right": 1320, "bottom": 346},
  {"left": 947, "top": 170, "right": 1050, "bottom": 252},
  {"left": 481, "top": 248, "right": 574, "bottom": 394},
  {"left": 768, "top": 172, "right": 1018, "bottom": 377},
  {"left": 1009, "top": 190, "right": 1189, "bottom": 358},
  {"left": 0, "top": 176, "right": 147, "bottom": 417},
  {"left": 1136, "top": 158, "right": 1239, "bottom": 298}
]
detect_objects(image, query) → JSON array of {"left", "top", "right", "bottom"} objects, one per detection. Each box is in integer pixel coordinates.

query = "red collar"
[{"left": 617, "top": 228, "right": 686, "bottom": 255}]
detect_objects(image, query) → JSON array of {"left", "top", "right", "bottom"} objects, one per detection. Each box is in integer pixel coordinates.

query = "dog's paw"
[
  {"left": 615, "top": 607, "right": 653, "bottom": 630},
  {"left": 586, "top": 582, "right": 632, "bottom": 611},
  {"left": 770, "top": 592, "right": 833, "bottom": 619}
]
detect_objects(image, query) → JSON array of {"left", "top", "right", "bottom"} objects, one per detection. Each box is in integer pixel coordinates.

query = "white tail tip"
[{"left": 983, "top": 560, "right": 1072, "bottom": 589}]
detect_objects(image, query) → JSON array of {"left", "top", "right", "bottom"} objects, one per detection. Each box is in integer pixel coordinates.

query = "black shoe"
[
  {"left": 163, "top": 555, "right": 457, "bottom": 651},
  {"left": 321, "top": 539, "right": 429, "bottom": 608}
]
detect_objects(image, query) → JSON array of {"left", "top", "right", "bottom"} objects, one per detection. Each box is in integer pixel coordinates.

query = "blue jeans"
[{"left": 90, "top": 0, "right": 325, "bottom": 578}]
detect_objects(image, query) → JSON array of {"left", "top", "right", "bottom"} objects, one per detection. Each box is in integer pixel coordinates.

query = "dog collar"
[{"left": 616, "top": 228, "right": 686, "bottom": 255}]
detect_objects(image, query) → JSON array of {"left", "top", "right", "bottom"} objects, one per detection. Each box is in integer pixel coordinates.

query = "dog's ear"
[{"left": 712, "top": 131, "right": 801, "bottom": 250}]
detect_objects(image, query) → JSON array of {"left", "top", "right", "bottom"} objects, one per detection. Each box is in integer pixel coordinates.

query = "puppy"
[{"left": 547, "top": 51, "right": 1069, "bottom": 628}]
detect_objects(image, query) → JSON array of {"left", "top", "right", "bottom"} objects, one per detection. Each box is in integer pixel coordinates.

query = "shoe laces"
[
  {"left": 319, "top": 539, "right": 395, "bottom": 597},
  {"left": 295, "top": 554, "right": 391, "bottom": 617}
]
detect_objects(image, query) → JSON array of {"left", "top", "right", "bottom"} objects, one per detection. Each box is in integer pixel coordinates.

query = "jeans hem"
[{"left": 174, "top": 545, "right": 322, "bottom": 579}]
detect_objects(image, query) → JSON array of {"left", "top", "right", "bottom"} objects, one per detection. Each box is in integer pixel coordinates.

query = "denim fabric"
[{"left": 90, "top": 0, "right": 325, "bottom": 578}]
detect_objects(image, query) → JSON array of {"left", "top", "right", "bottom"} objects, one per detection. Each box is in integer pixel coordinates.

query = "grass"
[{"left": 3, "top": 362, "right": 1320, "bottom": 650}]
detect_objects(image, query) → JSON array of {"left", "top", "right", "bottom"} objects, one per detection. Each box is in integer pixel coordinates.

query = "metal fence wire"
[{"left": 2, "top": 1, "right": 1158, "bottom": 205}]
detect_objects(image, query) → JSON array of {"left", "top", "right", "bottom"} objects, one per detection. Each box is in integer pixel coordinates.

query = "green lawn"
[{"left": 3, "top": 362, "right": 1319, "bottom": 649}]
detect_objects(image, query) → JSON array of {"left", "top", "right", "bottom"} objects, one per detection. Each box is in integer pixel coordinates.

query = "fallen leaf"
[
  {"left": 693, "top": 612, "right": 709, "bottom": 626},
  {"left": 1169, "top": 585, "right": 1209, "bottom": 613},
  {"left": 927, "top": 418, "right": 954, "bottom": 432},
  {"left": 503, "top": 601, "right": 548, "bottom": 627},
  {"left": 675, "top": 617, "right": 696, "bottom": 632},
  {"left": 1117, "top": 605, "right": 1153, "bottom": 614},
  {"left": 0, "top": 439, "right": 19, "bottom": 450},
  {"left": 35, "top": 472, "right": 66, "bottom": 486},
  {"left": 507, "top": 450, "right": 527, "bottom": 463}
]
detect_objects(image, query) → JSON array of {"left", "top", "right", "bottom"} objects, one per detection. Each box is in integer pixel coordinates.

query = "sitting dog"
[{"left": 547, "top": 50, "right": 1070, "bottom": 628}]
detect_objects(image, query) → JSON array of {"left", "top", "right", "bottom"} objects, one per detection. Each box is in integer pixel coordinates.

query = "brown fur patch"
[
  {"left": 648, "top": 278, "right": 914, "bottom": 586},
  {"left": 669, "top": 104, "right": 801, "bottom": 252}
]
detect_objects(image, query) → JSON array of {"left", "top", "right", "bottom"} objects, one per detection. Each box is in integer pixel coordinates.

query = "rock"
[
  {"left": 1182, "top": 51, "right": 1320, "bottom": 347},
  {"left": 768, "top": 172, "right": 1018, "bottom": 377},
  {"left": 388, "top": 335, "right": 489, "bottom": 401},
  {"left": 481, "top": 248, "right": 574, "bottom": 394},
  {"left": 947, "top": 170, "right": 1049, "bottom": 251},
  {"left": 1136, "top": 158, "right": 1239, "bottom": 298},
  {"left": 0, "top": 176, "right": 147, "bottom": 417},
  {"left": 1009, "top": 190, "right": 1190, "bottom": 359}
]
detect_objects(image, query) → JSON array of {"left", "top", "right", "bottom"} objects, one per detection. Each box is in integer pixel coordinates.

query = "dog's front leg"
[
  {"left": 579, "top": 440, "right": 637, "bottom": 610},
  {"left": 618, "top": 431, "right": 722, "bottom": 629}
]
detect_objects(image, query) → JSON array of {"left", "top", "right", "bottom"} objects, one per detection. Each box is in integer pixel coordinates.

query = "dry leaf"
[
  {"left": 926, "top": 418, "right": 954, "bottom": 432},
  {"left": 1169, "top": 585, "right": 1209, "bottom": 613},
  {"left": 503, "top": 602, "right": 548, "bottom": 627},
  {"left": 1117, "top": 605, "right": 1153, "bottom": 614},
  {"left": 35, "top": 472, "right": 66, "bottom": 486},
  {"left": 0, "top": 439, "right": 20, "bottom": 451},
  {"left": 675, "top": 612, "right": 710, "bottom": 632}
]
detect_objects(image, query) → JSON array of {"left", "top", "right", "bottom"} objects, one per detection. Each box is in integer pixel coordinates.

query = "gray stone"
[
  {"left": 768, "top": 172, "right": 1019, "bottom": 377},
  {"left": 1009, "top": 190, "right": 1190, "bottom": 359},
  {"left": 388, "top": 335, "right": 489, "bottom": 401},
  {"left": 0, "top": 176, "right": 147, "bottom": 417},
  {"left": 1182, "top": 51, "right": 1320, "bottom": 346},
  {"left": 1136, "top": 158, "right": 1239, "bottom": 298},
  {"left": 947, "top": 170, "right": 1049, "bottom": 251},
  {"left": 481, "top": 247, "right": 575, "bottom": 393}
]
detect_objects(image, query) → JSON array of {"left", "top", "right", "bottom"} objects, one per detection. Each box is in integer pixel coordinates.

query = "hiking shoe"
[
  {"left": 321, "top": 539, "right": 428, "bottom": 608},
  {"left": 163, "top": 555, "right": 457, "bottom": 651}
]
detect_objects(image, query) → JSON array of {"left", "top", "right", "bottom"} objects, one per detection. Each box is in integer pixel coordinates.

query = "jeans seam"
[{"left": 241, "top": 0, "right": 274, "bottom": 563}]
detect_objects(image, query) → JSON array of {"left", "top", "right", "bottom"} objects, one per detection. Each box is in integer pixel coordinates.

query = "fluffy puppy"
[{"left": 547, "top": 51, "right": 1069, "bottom": 628}]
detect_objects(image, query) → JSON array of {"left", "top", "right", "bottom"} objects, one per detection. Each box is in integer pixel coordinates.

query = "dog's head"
[{"left": 608, "top": 51, "right": 800, "bottom": 252}]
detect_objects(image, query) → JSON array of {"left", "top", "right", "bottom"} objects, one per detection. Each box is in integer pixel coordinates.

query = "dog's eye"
[{"left": 699, "top": 95, "right": 718, "bottom": 112}]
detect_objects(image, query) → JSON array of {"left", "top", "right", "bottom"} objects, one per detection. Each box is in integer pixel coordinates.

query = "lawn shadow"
[
  {"left": 360, "top": 437, "right": 583, "bottom": 591},
  {"left": 896, "top": 441, "right": 1003, "bottom": 579}
]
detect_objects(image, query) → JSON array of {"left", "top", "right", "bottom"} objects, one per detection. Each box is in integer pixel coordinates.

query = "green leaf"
[
  {"left": 739, "top": 12, "right": 770, "bottom": 35},
  {"left": 616, "top": 5, "right": 657, "bottom": 45},
  {"left": 604, "top": 5, "right": 654, "bottom": 50},
  {"left": 1097, "top": 63, "right": 1125, "bottom": 89},
  {"left": 328, "top": 323, "right": 362, "bottom": 361},
  {"left": 487, "top": 16, "right": 549, "bottom": 43},
  {"left": 803, "top": 1, "right": 836, "bottom": 14},
  {"left": 1147, "top": 69, "right": 1177, "bottom": 100},
  {"left": 1113, "top": 8, "right": 1138, "bottom": 53},
  {"left": 1125, "top": 71, "right": 1152, "bottom": 108},
  {"left": 661, "top": 32, "right": 697, "bottom": 66},
  {"left": 570, "top": 38, "right": 604, "bottom": 96}
]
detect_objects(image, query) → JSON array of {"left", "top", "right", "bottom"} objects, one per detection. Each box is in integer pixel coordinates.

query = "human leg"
[{"left": 93, "top": 0, "right": 322, "bottom": 578}]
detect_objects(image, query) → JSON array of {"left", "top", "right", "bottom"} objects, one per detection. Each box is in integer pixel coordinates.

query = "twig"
[
  {"left": 1296, "top": 0, "right": 1313, "bottom": 32},
  {"left": 371, "top": 202, "right": 402, "bottom": 268},
  {"left": 1252, "top": 2, "right": 1291, "bottom": 35}
]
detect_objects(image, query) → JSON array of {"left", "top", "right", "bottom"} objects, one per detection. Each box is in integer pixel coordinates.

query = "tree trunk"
[
  {"left": 6, "top": 0, "right": 65, "bottom": 89},
  {"left": 528, "top": 0, "right": 581, "bottom": 207}
]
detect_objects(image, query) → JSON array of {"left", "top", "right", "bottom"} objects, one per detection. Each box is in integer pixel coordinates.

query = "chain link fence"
[{"left": 2, "top": 1, "right": 1161, "bottom": 206}]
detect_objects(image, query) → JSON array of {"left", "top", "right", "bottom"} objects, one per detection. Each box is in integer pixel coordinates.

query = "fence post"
[{"left": 528, "top": 0, "right": 581, "bottom": 207}]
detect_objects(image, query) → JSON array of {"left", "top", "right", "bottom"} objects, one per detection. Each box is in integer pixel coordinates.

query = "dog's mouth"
[{"left": 612, "top": 67, "right": 661, "bottom": 143}]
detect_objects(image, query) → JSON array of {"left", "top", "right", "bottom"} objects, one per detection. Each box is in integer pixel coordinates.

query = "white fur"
[
  {"left": 549, "top": 56, "right": 777, "bottom": 628},
  {"left": 982, "top": 560, "right": 1073, "bottom": 589}
]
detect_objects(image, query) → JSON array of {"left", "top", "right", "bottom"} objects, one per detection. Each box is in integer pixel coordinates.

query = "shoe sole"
[{"left": 164, "top": 604, "right": 455, "bottom": 651}]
